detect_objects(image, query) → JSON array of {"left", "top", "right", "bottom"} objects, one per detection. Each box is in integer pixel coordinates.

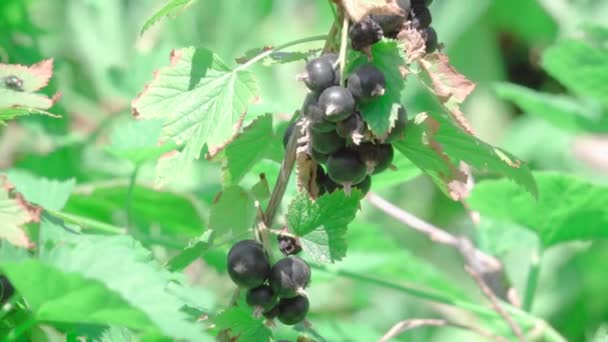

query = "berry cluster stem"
[{"left": 338, "top": 11, "right": 350, "bottom": 86}]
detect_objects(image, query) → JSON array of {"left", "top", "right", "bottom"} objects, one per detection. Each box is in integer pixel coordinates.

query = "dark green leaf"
[{"left": 214, "top": 306, "right": 271, "bottom": 342}]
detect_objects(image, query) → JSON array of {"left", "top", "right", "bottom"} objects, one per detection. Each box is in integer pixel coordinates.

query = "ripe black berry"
[
  {"left": 410, "top": 5, "right": 432, "bottom": 29},
  {"left": 318, "top": 86, "right": 356, "bottom": 123},
  {"left": 349, "top": 16, "right": 384, "bottom": 51},
  {"left": 0, "top": 275, "right": 14, "bottom": 303},
  {"left": 3, "top": 75, "right": 24, "bottom": 92},
  {"left": 302, "top": 54, "right": 339, "bottom": 92},
  {"left": 326, "top": 149, "right": 367, "bottom": 185},
  {"left": 423, "top": 27, "right": 438, "bottom": 53},
  {"left": 246, "top": 285, "right": 277, "bottom": 311},
  {"left": 356, "top": 143, "right": 394, "bottom": 175},
  {"left": 347, "top": 64, "right": 386, "bottom": 102},
  {"left": 263, "top": 305, "right": 279, "bottom": 319},
  {"left": 311, "top": 129, "right": 345, "bottom": 155},
  {"left": 269, "top": 256, "right": 311, "bottom": 298},
  {"left": 303, "top": 94, "right": 337, "bottom": 133},
  {"left": 277, "top": 295, "right": 310, "bottom": 325},
  {"left": 227, "top": 240, "right": 271, "bottom": 289},
  {"left": 385, "top": 106, "right": 408, "bottom": 142}
]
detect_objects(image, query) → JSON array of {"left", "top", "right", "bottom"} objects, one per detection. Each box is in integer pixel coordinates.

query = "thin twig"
[
  {"left": 465, "top": 266, "right": 526, "bottom": 342},
  {"left": 378, "top": 318, "right": 510, "bottom": 342},
  {"left": 338, "top": 11, "right": 350, "bottom": 86}
]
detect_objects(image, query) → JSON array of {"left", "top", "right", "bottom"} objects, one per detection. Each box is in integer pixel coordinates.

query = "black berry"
[
  {"left": 278, "top": 233, "right": 303, "bottom": 256},
  {"left": 311, "top": 148, "right": 328, "bottom": 164},
  {"left": 227, "top": 240, "right": 271, "bottom": 289},
  {"left": 0, "top": 275, "right": 14, "bottom": 303},
  {"left": 336, "top": 113, "right": 367, "bottom": 142},
  {"left": 277, "top": 295, "right": 310, "bottom": 325},
  {"left": 356, "top": 143, "right": 394, "bottom": 175},
  {"left": 354, "top": 176, "right": 372, "bottom": 195},
  {"left": 349, "top": 16, "right": 384, "bottom": 51},
  {"left": 385, "top": 106, "right": 408, "bottom": 142},
  {"left": 410, "top": 5, "right": 432, "bottom": 29},
  {"left": 3, "top": 75, "right": 24, "bottom": 92},
  {"left": 246, "top": 285, "right": 277, "bottom": 311},
  {"left": 347, "top": 64, "right": 386, "bottom": 101},
  {"left": 269, "top": 256, "right": 311, "bottom": 298},
  {"left": 326, "top": 148, "right": 367, "bottom": 185},
  {"left": 263, "top": 305, "right": 279, "bottom": 319},
  {"left": 318, "top": 86, "right": 356, "bottom": 123},
  {"left": 311, "top": 129, "right": 345, "bottom": 155},
  {"left": 423, "top": 26, "right": 438, "bottom": 53},
  {"left": 303, "top": 54, "right": 339, "bottom": 92},
  {"left": 303, "top": 94, "right": 337, "bottom": 133}
]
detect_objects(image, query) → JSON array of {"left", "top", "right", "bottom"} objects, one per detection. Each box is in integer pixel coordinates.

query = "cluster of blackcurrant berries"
[
  {"left": 0, "top": 275, "right": 14, "bottom": 304},
  {"left": 227, "top": 240, "right": 311, "bottom": 326}
]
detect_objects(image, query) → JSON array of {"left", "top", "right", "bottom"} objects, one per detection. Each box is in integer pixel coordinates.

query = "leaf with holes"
[{"left": 132, "top": 48, "right": 260, "bottom": 186}]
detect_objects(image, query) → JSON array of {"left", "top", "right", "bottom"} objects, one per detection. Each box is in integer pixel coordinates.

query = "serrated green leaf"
[
  {"left": 287, "top": 191, "right": 361, "bottom": 262},
  {"left": 0, "top": 59, "right": 57, "bottom": 110},
  {"left": 208, "top": 186, "right": 256, "bottom": 237},
  {"left": 214, "top": 306, "right": 271, "bottom": 342},
  {"left": 106, "top": 119, "right": 176, "bottom": 166},
  {"left": 394, "top": 112, "right": 537, "bottom": 199},
  {"left": 132, "top": 47, "right": 260, "bottom": 186},
  {"left": 469, "top": 172, "right": 608, "bottom": 248},
  {"left": 220, "top": 114, "right": 274, "bottom": 185},
  {"left": 542, "top": 40, "right": 608, "bottom": 106},
  {"left": 7, "top": 169, "right": 75, "bottom": 211},
  {"left": 0, "top": 176, "right": 36, "bottom": 248},
  {"left": 0, "top": 107, "right": 59, "bottom": 125},
  {"left": 372, "top": 152, "right": 421, "bottom": 190},
  {"left": 348, "top": 40, "right": 406, "bottom": 136},
  {"left": 495, "top": 82, "right": 607, "bottom": 133},
  {"left": 140, "top": 0, "right": 194, "bottom": 36}
]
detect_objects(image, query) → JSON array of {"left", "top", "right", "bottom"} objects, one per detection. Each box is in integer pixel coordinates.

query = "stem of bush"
[
  {"left": 236, "top": 35, "right": 328, "bottom": 72},
  {"left": 523, "top": 247, "right": 542, "bottom": 312}
]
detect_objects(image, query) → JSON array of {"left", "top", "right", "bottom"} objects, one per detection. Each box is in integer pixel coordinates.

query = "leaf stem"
[
  {"left": 46, "top": 210, "right": 127, "bottom": 235},
  {"left": 236, "top": 35, "right": 328, "bottom": 72},
  {"left": 523, "top": 247, "right": 543, "bottom": 312},
  {"left": 126, "top": 165, "right": 140, "bottom": 229}
]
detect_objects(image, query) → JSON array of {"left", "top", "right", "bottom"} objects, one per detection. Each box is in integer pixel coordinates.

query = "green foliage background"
[{"left": 1, "top": 0, "right": 608, "bottom": 341}]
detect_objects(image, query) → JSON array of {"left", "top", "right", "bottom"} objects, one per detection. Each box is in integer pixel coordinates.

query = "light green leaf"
[
  {"left": 394, "top": 112, "right": 537, "bottom": 199},
  {"left": 0, "top": 59, "right": 57, "bottom": 111},
  {"left": 132, "top": 47, "right": 260, "bottom": 186},
  {"left": 372, "top": 153, "right": 421, "bottom": 190},
  {"left": 208, "top": 186, "right": 256, "bottom": 237},
  {"left": 106, "top": 119, "right": 176, "bottom": 166},
  {"left": 287, "top": 191, "right": 362, "bottom": 262},
  {"left": 542, "top": 40, "right": 608, "bottom": 106},
  {"left": 0, "top": 176, "right": 36, "bottom": 248},
  {"left": 140, "top": 0, "right": 194, "bottom": 36},
  {"left": 220, "top": 114, "right": 274, "bottom": 185},
  {"left": 469, "top": 172, "right": 608, "bottom": 248},
  {"left": 0, "top": 107, "right": 59, "bottom": 125},
  {"left": 7, "top": 169, "right": 75, "bottom": 211},
  {"left": 214, "top": 306, "right": 271, "bottom": 342},
  {"left": 348, "top": 40, "right": 406, "bottom": 136},
  {"left": 494, "top": 83, "right": 608, "bottom": 133}
]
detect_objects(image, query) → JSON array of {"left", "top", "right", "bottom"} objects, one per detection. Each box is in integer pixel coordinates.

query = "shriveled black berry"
[
  {"left": 277, "top": 296, "right": 310, "bottom": 325},
  {"left": 227, "top": 240, "right": 270, "bottom": 289},
  {"left": 269, "top": 256, "right": 311, "bottom": 298},
  {"left": 246, "top": 285, "right": 277, "bottom": 311},
  {"left": 347, "top": 64, "right": 386, "bottom": 101},
  {"left": 4, "top": 75, "right": 24, "bottom": 92},
  {"left": 311, "top": 129, "right": 345, "bottom": 155},
  {"left": 283, "top": 121, "right": 297, "bottom": 149},
  {"left": 354, "top": 176, "right": 372, "bottom": 195},
  {"left": 0, "top": 275, "right": 14, "bottom": 303},
  {"left": 423, "top": 26, "right": 438, "bottom": 53},
  {"left": 385, "top": 106, "right": 408, "bottom": 142},
  {"left": 356, "top": 143, "right": 394, "bottom": 175},
  {"left": 278, "top": 233, "right": 302, "bottom": 256},
  {"left": 326, "top": 149, "right": 367, "bottom": 185},
  {"left": 349, "top": 16, "right": 384, "bottom": 51},
  {"left": 371, "top": 14, "right": 404, "bottom": 39},
  {"left": 318, "top": 86, "right": 355, "bottom": 123},
  {"left": 303, "top": 54, "right": 339, "bottom": 92}
]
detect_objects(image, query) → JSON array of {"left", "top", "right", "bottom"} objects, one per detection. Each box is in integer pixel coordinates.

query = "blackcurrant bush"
[
  {"left": 277, "top": 295, "right": 310, "bottom": 325},
  {"left": 318, "top": 86, "right": 356, "bottom": 123},
  {"left": 347, "top": 64, "right": 386, "bottom": 101},
  {"left": 0, "top": 275, "right": 14, "bottom": 303},
  {"left": 246, "top": 285, "right": 277, "bottom": 311},
  {"left": 354, "top": 176, "right": 372, "bottom": 195},
  {"left": 227, "top": 240, "right": 270, "bottom": 289},
  {"left": 423, "top": 26, "right": 438, "bottom": 53},
  {"left": 311, "top": 129, "right": 345, "bottom": 155},
  {"left": 302, "top": 54, "right": 339, "bottom": 92},
  {"left": 356, "top": 143, "right": 394, "bottom": 175},
  {"left": 349, "top": 16, "right": 384, "bottom": 51},
  {"left": 269, "top": 256, "right": 311, "bottom": 298},
  {"left": 283, "top": 121, "right": 297, "bottom": 149},
  {"left": 326, "top": 148, "right": 367, "bottom": 185},
  {"left": 385, "top": 106, "right": 408, "bottom": 142}
]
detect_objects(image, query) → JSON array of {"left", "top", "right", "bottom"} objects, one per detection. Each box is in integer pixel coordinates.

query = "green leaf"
[
  {"left": 12, "top": 215, "right": 212, "bottom": 341},
  {"left": 287, "top": 191, "right": 362, "bottom": 262},
  {"left": 0, "top": 176, "right": 36, "bottom": 248},
  {"left": 542, "top": 40, "right": 608, "bottom": 106},
  {"left": 348, "top": 40, "right": 406, "bottom": 136},
  {"left": 214, "top": 306, "right": 271, "bottom": 342},
  {"left": 0, "top": 107, "right": 59, "bottom": 125},
  {"left": 208, "top": 186, "right": 256, "bottom": 237},
  {"left": 220, "top": 114, "right": 274, "bottom": 185},
  {"left": 7, "top": 169, "right": 75, "bottom": 211},
  {"left": 140, "top": 0, "right": 194, "bottom": 36},
  {"left": 371, "top": 153, "right": 421, "bottom": 190},
  {"left": 469, "top": 172, "right": 608, "bottom": 248},
  {"left": 0, "top": 59, "right": 57, "bottom": 111},
  {"left": 106, "top": 119, "right": 176, "bottom": 166},
  {"left": 132, "top": 47, "right": 260, "bottom": 186},
  {"left": 494, "top": 83, "right": 608, "bottom": 133},
  {"left": 394, "top": 112, "right": 537, "bottom": 199}
]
